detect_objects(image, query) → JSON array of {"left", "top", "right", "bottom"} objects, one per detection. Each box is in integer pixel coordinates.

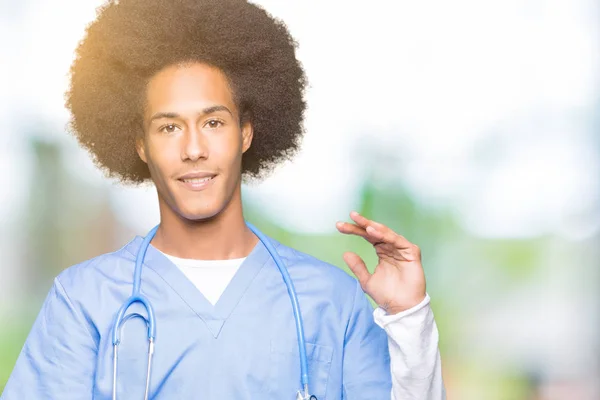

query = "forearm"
[{"left": 374, "top": 294, "right": 446, "bottom": 400}]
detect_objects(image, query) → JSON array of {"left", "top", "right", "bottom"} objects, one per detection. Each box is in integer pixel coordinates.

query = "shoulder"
[
  {"left": 265, "top": 238, "right": 379, "bottom": 340},
  {"left": 35, "top": 237, "right": 139, "bottom": 342},
  {"left": 270, "top": 238, "right": 360, "bottom": 296},
  {"left": 54, "top": 237, "right": 139, "bottom": 297}
]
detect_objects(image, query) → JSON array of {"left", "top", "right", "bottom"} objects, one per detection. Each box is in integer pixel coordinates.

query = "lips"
[
  {"left": 180, "top": 176, "right": 214, "bottom": 184},
  {"left": 177, "top": 172, "right": 217, "bottom": 191},
  {"left": 178, "top": 171, "right": 216, "bottom": 180}
]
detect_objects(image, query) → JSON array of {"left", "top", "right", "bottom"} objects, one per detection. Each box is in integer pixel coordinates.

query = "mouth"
[{"left": 177, "top": 173, "right": 217, "bottom": 191}]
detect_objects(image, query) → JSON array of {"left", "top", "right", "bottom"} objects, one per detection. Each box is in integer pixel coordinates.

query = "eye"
[
  {"left": 159, "top": 123, "right": 180, "bottom": 134},
  {"left": 205, "top": 119, "right": 224, "bottom": 129}
]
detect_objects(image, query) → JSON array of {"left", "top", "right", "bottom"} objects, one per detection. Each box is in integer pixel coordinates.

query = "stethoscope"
[{"left": 111, "top": 222, "right": 317, "bottom": 400}]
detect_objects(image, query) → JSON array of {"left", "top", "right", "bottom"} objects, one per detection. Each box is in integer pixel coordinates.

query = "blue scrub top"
[{"left": 1, "top": 234, "right": 392, "bottom": 399}]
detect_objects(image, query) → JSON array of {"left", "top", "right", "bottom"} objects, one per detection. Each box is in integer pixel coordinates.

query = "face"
[{"left": 137, "top": 62, "right": 253, "bottom": 221}]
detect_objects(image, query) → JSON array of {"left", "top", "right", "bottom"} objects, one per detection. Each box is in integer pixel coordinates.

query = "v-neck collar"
[{"left": 124, "top": 234, "right": 276, "bottom": 338}]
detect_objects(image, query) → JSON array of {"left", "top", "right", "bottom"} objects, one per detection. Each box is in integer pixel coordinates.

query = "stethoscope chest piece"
[{"left": 296, "top": 390, "right": 318, "bottom": 400}]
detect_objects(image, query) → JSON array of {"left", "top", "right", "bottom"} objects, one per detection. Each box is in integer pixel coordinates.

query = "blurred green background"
[{"left": 1, "top": 0, "right": 599, "bottom": 399}]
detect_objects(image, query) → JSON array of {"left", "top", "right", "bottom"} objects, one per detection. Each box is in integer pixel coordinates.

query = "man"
[{"left": 1, "top": 0, "right": 445, "bottom": 398}]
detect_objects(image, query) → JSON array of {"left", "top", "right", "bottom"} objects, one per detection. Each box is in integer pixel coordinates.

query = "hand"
[{"left": 336, "top": 211, "right": 426, "bottom": 315}]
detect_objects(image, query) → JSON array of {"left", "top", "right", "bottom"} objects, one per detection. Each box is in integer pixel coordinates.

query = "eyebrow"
[{"left": 148, "top": 105, "right": 233, "bottom": 124}]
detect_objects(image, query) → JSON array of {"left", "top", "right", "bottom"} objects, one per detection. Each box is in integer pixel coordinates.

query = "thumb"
[{"left": 343, "top": 252, "right": 371, "bottom": 290}]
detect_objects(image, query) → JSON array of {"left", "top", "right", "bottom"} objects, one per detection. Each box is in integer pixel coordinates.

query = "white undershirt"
[
  {"left": 161, "top": 252, "right": 245, "bottom": 305},
  {"left": 160, "top": 251, "right": 445, "bottom": 399}
]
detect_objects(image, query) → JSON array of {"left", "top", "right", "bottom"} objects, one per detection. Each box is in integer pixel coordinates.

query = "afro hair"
[{"left": 66, "top": 0, "right": 307, "bottom": 184}]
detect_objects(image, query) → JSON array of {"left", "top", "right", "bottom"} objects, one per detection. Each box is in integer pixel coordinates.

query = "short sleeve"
[
  {"left": 342, "top": 280, "right": 392, "bottom": 399},
  {"left": 1, "top": 278, "right": 97, "bottom": 399}
]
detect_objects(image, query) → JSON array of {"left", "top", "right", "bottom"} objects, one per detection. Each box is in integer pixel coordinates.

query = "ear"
[
  {"left": 241, "top": 121, "right": 254, "bottom": 153},
  {"left": 135, "top": 136, "right": 148, "bottom": 164}
]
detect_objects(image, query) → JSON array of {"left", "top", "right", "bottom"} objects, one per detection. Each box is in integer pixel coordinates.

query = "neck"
[{"left": 151, "top": 186, "right": 257, "bottom": 260}]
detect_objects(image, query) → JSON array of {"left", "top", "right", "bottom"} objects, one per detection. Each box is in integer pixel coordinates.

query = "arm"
[
  {"left": 373, "top": 294, "right": 446, "bottom": 400},
  {"left": 1, "top": 278, "right": 97, "bottom": 399},
  {"left": 336, "top": 211, "right": 446, "bottom": 400},
  {"left": 341, "top": 280, "right": 392, "bottom": 399}
]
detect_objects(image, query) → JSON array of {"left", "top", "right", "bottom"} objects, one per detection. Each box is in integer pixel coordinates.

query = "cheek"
[
  {"left": 213, "top": 132, "right": 244, "bottom": 164},
  {"left": 147, "top": 140, "right": 179, "bottom": 170}
]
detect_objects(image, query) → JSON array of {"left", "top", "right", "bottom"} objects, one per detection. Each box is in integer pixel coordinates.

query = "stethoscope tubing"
[{"left": 110, "top": 222, "right": 315, "bottom": 399}]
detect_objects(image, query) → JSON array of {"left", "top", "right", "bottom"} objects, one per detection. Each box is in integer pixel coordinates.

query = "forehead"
[{"left": 144, "top": 62, "right": 237, "bottom": 117}]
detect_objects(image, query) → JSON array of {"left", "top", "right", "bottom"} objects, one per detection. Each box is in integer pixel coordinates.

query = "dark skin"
[
  {"left": 336, "top": 213, "right": 426, "bottom": 314},
  {"left": 136, "top": 61, "right": 427, "bottom": 314},
  {"left": 136, "top": 62, "right": 257, "bottom": 260}
]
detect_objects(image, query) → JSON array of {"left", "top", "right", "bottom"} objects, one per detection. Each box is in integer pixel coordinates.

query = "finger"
[
  {"left": 365, "top": 225, "right": 385, "bottom": 241},
  {"left": 366, "top": 225, "right": 412, "bottom": 249},
  {"left": 336, "top": 221, "right": 369, "bottom": 239},
  {"left": 342, "top": 251, "right": 371, "bottom": 288},
  {"left": 349, "top": 211, "right": 386, "bottom": 230}
]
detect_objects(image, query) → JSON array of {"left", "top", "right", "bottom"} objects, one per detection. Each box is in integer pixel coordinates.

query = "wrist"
[{"left": 384, "top": 294, "right": 427, "bottom": 315}]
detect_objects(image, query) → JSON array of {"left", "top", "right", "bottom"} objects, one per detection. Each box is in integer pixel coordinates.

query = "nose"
[{"left": 181, "top": 126, "right": 208, "bottom": 161}]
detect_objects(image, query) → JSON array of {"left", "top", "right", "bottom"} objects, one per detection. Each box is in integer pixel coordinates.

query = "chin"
[{"left": 177, "top": 203, "right": 224, "bottom": 222}]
